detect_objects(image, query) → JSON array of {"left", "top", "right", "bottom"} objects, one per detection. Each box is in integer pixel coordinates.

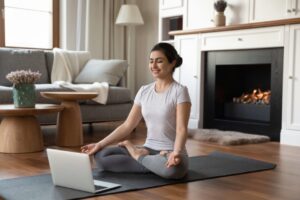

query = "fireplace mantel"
[
  {"left": 172, "top": 22, "right": 300, "bottom": 147},
  {"left": 169, "top": 18, "right": 300, "bottom": 36}
]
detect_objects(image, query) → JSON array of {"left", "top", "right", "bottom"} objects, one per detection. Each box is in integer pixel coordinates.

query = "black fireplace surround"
[{"left": 204, "top": 48, "right": 283, "bottom": 141}]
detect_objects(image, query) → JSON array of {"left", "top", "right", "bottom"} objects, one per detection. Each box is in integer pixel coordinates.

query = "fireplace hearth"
[{"left": 204, "top": 48, "right": 283, "bottom": 141}]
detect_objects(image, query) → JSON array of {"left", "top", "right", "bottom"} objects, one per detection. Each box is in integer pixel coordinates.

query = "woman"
[{"left": 81, "top": 42, "right": 191, "bottom": 179}]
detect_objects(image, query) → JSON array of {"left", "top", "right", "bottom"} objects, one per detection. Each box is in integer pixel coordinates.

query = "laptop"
[{"left": 47, "top": 148, "right": 121, "bottom": 193}]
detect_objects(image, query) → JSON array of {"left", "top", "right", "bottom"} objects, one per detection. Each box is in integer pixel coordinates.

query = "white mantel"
[{"left": 171, "top": 20, "right": 300, "bottom": 147}]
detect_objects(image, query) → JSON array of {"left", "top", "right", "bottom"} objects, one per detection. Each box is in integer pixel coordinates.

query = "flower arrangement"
[
  {"left": 214, "top": 0, "right": 227, "bottom": 12},
  {"left": 6, "top": 69, "right": 42, "bottom": 85}
]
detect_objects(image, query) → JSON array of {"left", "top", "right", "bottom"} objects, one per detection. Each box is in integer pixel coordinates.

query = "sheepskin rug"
[{"left": 188, "top": 129, "right": 270, "bottom": 145}]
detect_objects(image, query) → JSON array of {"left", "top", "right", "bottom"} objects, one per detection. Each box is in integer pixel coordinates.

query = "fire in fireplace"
[
  {"left": 204, "top": 48, "right": 283, "bottom": 141},
  {"left": 232, "top": 88, "right": 271, "bottom": 105},
  {"left": 225, "top": 88, "right": 271, "bottom": 123}
]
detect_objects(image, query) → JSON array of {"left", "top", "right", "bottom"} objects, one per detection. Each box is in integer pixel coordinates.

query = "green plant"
[
  {"left": 6, "top": 69, "right": 41, "bottom": 85},
  {"left": 214, "top": 0, "right": 227, "bottom": 12}
]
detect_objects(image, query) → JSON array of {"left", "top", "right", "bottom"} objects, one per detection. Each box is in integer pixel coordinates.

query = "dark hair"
[{"left": 151, "top": 42, "right": 183, "bottom": 72}]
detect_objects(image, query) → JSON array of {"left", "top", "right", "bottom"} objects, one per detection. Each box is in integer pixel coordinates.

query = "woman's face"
[{"left": 149, "top": 50, "right": 175, "bottom": 79}]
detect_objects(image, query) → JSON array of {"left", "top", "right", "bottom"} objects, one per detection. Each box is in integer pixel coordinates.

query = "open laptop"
[{"left": 47, "top": 148, "right": 121, "bottom": 193}]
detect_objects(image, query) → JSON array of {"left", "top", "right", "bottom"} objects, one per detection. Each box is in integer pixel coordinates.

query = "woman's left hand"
[{"left": 166, "top": 151, "right": 181, "bottom": 168}]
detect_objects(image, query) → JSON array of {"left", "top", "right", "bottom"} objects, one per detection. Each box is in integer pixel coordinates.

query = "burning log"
[{"left": 233, "top": 89, "right": 271, "bottom": 105}]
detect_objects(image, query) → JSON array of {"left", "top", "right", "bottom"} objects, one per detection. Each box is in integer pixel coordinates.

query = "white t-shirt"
[{"left": 134, "top": 81, "right": 191, "bottom": 151}]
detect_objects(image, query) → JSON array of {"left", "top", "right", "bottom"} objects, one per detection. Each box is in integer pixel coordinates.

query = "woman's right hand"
[{"left": 81, "top": 142, "right": 102, "bottom": 155}]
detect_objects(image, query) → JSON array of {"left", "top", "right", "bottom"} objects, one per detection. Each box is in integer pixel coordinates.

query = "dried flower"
[
  {"left": 214, "top": 0, "right": 227, "bottom": 12},
  {"left": 6, "top": 69, "right": 42, "bottom": 85}
]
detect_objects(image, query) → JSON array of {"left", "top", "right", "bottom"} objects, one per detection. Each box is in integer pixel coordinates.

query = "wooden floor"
[{"left": 1, "top": 122, "right": 300, "bottom": 200}]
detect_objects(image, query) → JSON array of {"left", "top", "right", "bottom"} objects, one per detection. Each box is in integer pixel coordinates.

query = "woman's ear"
[
  {"left": 171, "top": 60, "right": 177, "bottom": 71},
  {"left": 171, "top": 60, "right": 176, "bottom": 67}
]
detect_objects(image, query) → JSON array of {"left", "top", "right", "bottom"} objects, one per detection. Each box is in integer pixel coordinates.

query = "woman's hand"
[
  {"left": 166, "top": 151, "right": 181, "bottom": 168},
  {"left": 80, "top": 142, "right": 102, "bottom": 155}
]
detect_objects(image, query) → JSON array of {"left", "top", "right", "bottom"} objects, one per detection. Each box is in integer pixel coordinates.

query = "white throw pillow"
[{"left": 74, "top": 59, "right": 128, "bottom": 86}]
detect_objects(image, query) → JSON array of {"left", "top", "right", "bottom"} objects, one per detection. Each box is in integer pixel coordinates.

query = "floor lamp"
[{"left": 116, "top": 4, "right": 144, "bottom": 97}]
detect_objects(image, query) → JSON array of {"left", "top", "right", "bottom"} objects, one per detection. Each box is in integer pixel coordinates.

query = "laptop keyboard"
[{"left": 95, "top": 185, "right": 107, "bottom": 190}]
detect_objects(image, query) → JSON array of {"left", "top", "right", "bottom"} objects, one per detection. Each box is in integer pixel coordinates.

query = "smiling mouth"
[{"left": 151, "top": 69, "right": 160, "bottom": 73}]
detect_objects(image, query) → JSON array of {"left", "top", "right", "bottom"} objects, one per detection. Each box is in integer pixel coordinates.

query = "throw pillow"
[{"left": 74, "top": 59, "right": 128, "bottom": 86}]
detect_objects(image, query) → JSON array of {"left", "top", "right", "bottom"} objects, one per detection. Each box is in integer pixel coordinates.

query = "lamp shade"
[{"left": 115, "top": 4, "right": 144, "bottom": 26}]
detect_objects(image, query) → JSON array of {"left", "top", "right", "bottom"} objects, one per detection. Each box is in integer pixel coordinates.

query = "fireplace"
[{"left": 204, "top": 48, "right": 283, "bottom": 141}]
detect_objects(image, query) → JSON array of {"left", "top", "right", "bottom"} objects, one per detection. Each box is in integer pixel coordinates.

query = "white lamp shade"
[{"left": 116, "top": 4, "right": 144, "bottom": 26}]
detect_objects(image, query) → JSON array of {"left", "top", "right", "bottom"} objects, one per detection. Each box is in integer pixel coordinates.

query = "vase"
[
  {"left": 214, "top": 12, "right": 226, "bottom": 26},
  {"left": 13, "top": 84, "right": 36, "bottom": 108}
]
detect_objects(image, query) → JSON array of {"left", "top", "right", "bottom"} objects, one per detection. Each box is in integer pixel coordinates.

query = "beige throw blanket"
[
  {"left": 54, "top": 81, "right": 109, "bottom": 104},
  {"left": 51, "top": 48, "right": 91, "bottom": 83},
  {"left": 51, "top": 49, "right": 109, "bottom": 104}
]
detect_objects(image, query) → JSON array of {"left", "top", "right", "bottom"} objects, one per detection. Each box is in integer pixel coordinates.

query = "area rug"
[
  {"left": 188, "top": 129, "right": 270, "bottom": 145},
  {"left": 0, "top": 151, "right": 276, "bottom": 200}
]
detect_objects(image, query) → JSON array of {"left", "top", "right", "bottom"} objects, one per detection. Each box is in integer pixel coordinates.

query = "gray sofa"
[{"left": 0, "top": 48, "right": 132, "bottom": 125}]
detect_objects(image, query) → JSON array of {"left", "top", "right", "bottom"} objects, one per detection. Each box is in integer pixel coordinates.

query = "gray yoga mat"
[{"left": 0, "top": 151, "right": 276, "bottom": 200}]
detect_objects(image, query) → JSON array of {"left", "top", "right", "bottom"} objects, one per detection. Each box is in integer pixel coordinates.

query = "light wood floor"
[{"left": 1, "top": 122, "right": 300, "bottom": 200}]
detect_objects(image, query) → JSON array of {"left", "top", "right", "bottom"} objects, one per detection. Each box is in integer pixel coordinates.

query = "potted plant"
[
  {"left": 214, "top": 0, "right": 227, "bottom": 26},
  {"left": 6, "top": 69, "right": 41, "bottom": 108}
]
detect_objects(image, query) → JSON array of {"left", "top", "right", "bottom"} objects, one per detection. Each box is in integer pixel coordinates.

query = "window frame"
[{"left": 0, "top": 0, "right": 59, "bottom": 49}]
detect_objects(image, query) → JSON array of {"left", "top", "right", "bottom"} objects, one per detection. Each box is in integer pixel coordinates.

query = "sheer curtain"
[
  {"left": 75, "top": 0, "right": 126, "bottom": 59},
  {"left": 85, "top": 0, "right": 125, "bottom": 59}
]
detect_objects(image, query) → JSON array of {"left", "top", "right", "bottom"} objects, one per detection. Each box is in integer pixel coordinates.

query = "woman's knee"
[
  {"left": 94, "top": 149, "right": 108, "bottom": 162},
  {"left": 94, "top": 147, "right": 119, "bottom": 169},
  {"left": 94, "top": 151, "right": 107, "bottom": 169},
  {"left": 161, "top": 157, "right": 188, "bottom": 179},
  {"left": 95, "top": 146, "right": 126, "bottom": 158},
  {"left": 94, "top": 150, "right": 105, "bottom": 160},
  {"left": 161, "top": 166, "right": 187, "bottom": 179}
]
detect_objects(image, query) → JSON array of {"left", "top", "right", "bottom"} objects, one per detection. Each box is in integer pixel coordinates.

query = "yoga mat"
[{"left": 0, "top": 151, "right": 276, "bottom": 200}]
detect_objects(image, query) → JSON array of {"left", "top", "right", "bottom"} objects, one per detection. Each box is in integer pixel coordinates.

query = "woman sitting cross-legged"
[{"left": 81, "top": 42, "right": 191, "bottom": 179}]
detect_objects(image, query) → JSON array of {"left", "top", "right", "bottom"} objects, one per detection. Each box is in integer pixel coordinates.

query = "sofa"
[{"left": 0, "top": 48, "right": 132, "bottom": 125}]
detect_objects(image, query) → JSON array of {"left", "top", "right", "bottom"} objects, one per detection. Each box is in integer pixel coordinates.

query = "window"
[{"left": 0, "top": 0, "right": 59, "bottom": 49}]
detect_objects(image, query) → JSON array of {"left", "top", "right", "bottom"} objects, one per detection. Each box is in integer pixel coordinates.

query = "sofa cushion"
[
  {"left": 0, "top": 84, "right": 131, "bottom": 105},
  {"left": 107, "top": 86, "right": 131, "bottom": 104},
  {"left": 0, "top": 86, "right": 13, "bottom": 104},
  {"left": 81, "top": 86, "right": 132, "bottom": 105},
  {"left": 38, "top": 85, "right": 131, "bottom": 105},
  {"left": 44, "top": 51, "right": 54, "bottom": 81},
  {"left": 36, "top": 85, "right": 131, "bottom": 105},
  {"left": 0, "top": 48, "right": 49, "bottom": 86},
  {"left": 35, "top": 84, "right": 73, "bottom": 104},
  {"left": 74, "top": 59, "right": 128, "bottom": 86},
  {"left": 0, "top": 84, "right": 73, "bottom": 104}
]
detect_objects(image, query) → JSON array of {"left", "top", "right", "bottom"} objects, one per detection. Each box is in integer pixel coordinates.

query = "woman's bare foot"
[
  {"left": 159, "top": 150, "right": 168, "bottom": 156},
  {"left": 119, "top": 140, "right": 149, "bottom": 160}
]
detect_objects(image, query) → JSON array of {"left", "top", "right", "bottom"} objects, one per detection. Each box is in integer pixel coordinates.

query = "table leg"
[
  {"left": 56, "top": 101, "right": 83, "bottom": 147},
  {"left": 0, "top": 116, "right": 43, "bottom": 153}
]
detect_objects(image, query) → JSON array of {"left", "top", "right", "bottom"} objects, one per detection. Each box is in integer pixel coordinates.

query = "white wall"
[{"left": 135, "top": 0, "right": 159, "bottom": 93}]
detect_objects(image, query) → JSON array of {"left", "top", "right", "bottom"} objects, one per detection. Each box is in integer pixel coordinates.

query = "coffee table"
[
  {"left": 40, "top": 92, "right": 98, "bottom": 147},
  {"left": 0, "top": 104, "right": 64, "bottom": 153}
]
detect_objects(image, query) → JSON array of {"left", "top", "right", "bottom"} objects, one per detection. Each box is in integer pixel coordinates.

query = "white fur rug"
[{"left": 188, "top": 129, "right": 270, "bottom": 145}]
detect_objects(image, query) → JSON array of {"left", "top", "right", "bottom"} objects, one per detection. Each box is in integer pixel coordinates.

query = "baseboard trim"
[
  {"left": 188, "top": 119, "right": 199, "bottom": 129},
  {"left": 280, "top": 129, "right": 300, "bottom": 147}
]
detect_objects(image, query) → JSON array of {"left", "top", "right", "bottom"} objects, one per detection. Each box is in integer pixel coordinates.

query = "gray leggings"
[{"left": 94, "top": 146, "right": 189, "bottom": 179}]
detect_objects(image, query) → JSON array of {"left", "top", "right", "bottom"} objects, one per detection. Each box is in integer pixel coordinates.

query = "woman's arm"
[
  {"left": 166, "top": 102, "right": 191, "bottom": 167},
  {"left": 174, "top": 102, "right": 191, "bottom": 153},
  {"left": 81, "top": 104, "right": 143, "bottom": 155}
]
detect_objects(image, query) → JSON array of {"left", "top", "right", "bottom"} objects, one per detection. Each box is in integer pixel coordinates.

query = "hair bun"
[{"left": 175, "top": 55, "right": 183, "bottom": 68}]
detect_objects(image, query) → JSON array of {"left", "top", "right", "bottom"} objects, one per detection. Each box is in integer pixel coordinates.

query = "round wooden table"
[
  {"left": 0, "top": 104, "right": 64, "bottom": 153},
  {"left": 40, "top": 92, "right": 98, "bottom": 147}
]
